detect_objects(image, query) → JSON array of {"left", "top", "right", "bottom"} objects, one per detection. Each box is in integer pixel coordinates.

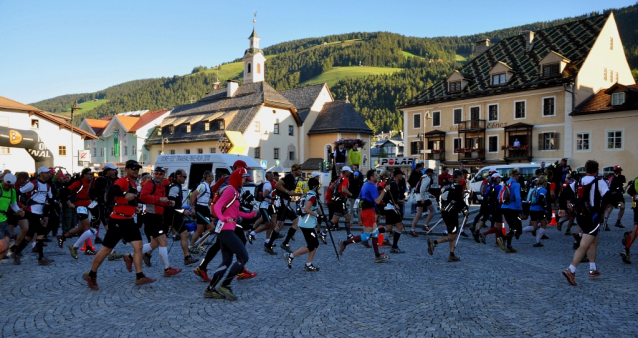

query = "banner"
[{"left": 114, "top": 131, "right": 119, "bottom": 157}]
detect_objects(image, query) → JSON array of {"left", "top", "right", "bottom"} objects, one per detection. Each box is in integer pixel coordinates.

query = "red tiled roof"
[
  {"left": 572, "top": 84, "right": 638, "bottom": 116},
  {"left": 114, "top": 115, "right": 139, "bottom": 132},
  {"left": 84, "top": 118, "right": 112, "bottom": 136},
  {"left": 129, "top": 110, "right": 169, "bottom": 132}
]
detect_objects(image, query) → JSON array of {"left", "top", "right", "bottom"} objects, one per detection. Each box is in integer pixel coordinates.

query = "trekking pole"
[
  {"left": 454, "top": 212, "right": 469, "bottom": 250},
  {"left": 168, "top": 209, "right": 188, "bottom": 254},
  {"left": 425, "top": 218, "right": 443, "bottom": 235},
  {"left": 317, "top": 202, "right": 340, "bottom": 261}
]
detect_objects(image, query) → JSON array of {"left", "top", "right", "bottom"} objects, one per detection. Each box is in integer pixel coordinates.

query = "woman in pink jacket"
[{"left": 204, "top": 168, "right": 256, "bottom": 300}]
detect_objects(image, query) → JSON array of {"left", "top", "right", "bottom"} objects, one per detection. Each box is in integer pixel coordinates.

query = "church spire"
[{"left": 243, "top": 12, "right": 265, "bottom": 84}]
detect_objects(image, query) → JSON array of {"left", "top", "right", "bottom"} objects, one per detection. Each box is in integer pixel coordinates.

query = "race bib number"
[
  {"left": 88, "top": 201, "right": 98, "bottom": 209},
  {"left": 76, "top": 206, "right": 88, "bottom": 215},
  {"left": 215, "top": 221, "right": 224, "bottom": 233}
]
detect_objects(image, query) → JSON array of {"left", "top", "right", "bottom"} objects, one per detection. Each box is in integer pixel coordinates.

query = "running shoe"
[
  {"left": 237, "top": 268, "right": 257, "bottom": 280},
  {"left": 338, "top": 239, "right": 345, "bottom": 255},
  {"left": 56, "top": 234, "right": 65, "bottom": 249},
  {"left": 135, "top": 275, "right": 156, "bottom": 286},
  {"left": 143, "top": 253, "right": 152, "bottom": 267},
  {"left": 589, "top": 269, "right": 601, "bottom": 278},
  {"left": 382, "top": 239, "right": 391, "bottom": 247},
  {"left": 422, "top": 225, "right": 430, "bottom": 232},
  {"left": 615, "top": 220, "right": 625, "bottom": 229},
  {"left": 188, "top": 246, "right": 200, "bottom": 254},
  {"left": 390, "top": 248, "right": 405, "bottom": 254},
  {"left": 304, "top": 264, "right": 320, "bottom": 272},
  {"left": 533, "top": 242, "right": 544, "bottom": 247},
  {"left": 164, "top": 266, "right": 182, "bottom": 277},
  {"left": 204, "top": 288, "right": 225, "bottom": 299},
  {"left": 247, "top": 233, "right": 255, "bottom": 245},
  {"left": 479, "top": 233, "right": 487, "bottom": 244},
  {"left": 281, "top": 243, "right": 292, "bottom": 253},
  {"left": 375, "top": 255, "right": 389, "bottom": 263},
  {"left": 620, "top": 249, "right": 632, "bottom": 264},
  {"left": 83, "top": 272, "right": 99, "bottom": 290},
  {"left": 108, "top": 251, "right": 124, "bottom": 261},
  {"left": 184, "top": 255, "right": 198, "bottom": 266},
  {"left": 556, "top": 222, "right": 562, "bottom": 232},
  {"left": 216, "top": 285, "right": 237, "bottom": 301},
  {"left": 460, "top": 232, "right": 469, "bottom": 238},
  {"left": 447, "top": 255, "right": 461, "bottom": 262},
  {"left": 12, "top": 251, "right": 20, "bottom": 265},
  {"left": 124, "top": 253, "right": 133, "bottom": 272},
  {"left": 68, "top": 245, "right": 78, "bottom": 259},
  {"left": 320, "top": 232, "right": 327, "bottom": 245},
  {"left": 284, "top": 253, "right": 293, "bottom": 269},
  {"left": 194, "top": 266, "right": 211, "bottom": 282},
  {"left": 541, "top": 234, "right": 549, "bottom": 240},
  {"left": 94, "top": 237, "right": 103, "bottom": 244},
  {"left": 38, "top": 257, "right": 54, "bottom": 266},
  {"left": 347, "top": 234, "right": 354, "bottom": 240},
  {"left": 264, "top": 245, "right": 277, "bottom": 255},
  {"left": 565, "top": 230, "right": 572, "bottom": 235},
  {"left": 472, "top": 231, "right": 480, "bottom": 243},
  {"left": 85, "top": 248, "right": 97, "bottom": 255},
  {"left": 604, "top": 224, "right": 611, "bottom": 231},
  {"left": 505, "top": 247, "right": 517, "bottom": 253},
  {"left": 427, "top": 239, "right": 435, "bottom": 256},
  {"left": 496, "top": 237, "right": 506, "bottom": 251},
  {"left": 409, "top": 230, "right": 418, "bottom": 237},
  {"left": 562, "top": 268, "right": 577, "bottom": 286}
]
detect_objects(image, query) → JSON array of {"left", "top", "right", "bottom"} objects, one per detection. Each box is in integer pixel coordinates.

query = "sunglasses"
[
  {"left": 154, "top": 172, "right": 165, "bottom": 175},
  {"left": 178, "top": 175, "right": 187, "bottom": 179}
]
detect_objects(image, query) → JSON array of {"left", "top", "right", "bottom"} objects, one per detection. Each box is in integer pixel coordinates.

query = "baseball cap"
[
  {"left": 48, "top": 167, "right": 56, "bottom": 174},
  {"left": 3, "top": 173, "right": 16, "bottom": 184},
  {"left": 492, "top": 173, "right": 503, "bottom": 179},
  {"left": 154, "top": 166, "right": 165, "bottom": 173},
  {"left": 103, "top": 163, "right": 117, "bottom": 170},
  {"left": 37, "top": 166, "right": 50, "bottom": 175},
  {"left": 541, "top": 161, "right": 546, "bottom": 165},
  {"left": 310, "top": 171, "right": 322, "bottom": 178},
  {"left": 57, "top": 173, "right": 68, "bottom": 179},
  {"left": 125, "top": 160, "right": 142, "bottom": 169},
  {"left": 354, "top": 171, "right": 360, "bottom": 177},
  {"left": 233, "top": 160, "right": 247, "bottom": 169},
  {"left": 291, "top": 164, "right": 302, "bottom": 171},
  {"left": 614, "top": 165, "right": 623, "bottom": 171},
  {"left": 341, "top": 166, "right": 353, "bottom": 173}
]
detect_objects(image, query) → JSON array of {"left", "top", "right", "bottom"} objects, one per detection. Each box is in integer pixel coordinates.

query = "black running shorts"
[
  {"left": 300, "top": 227, "right": 319, "bottom": 252},
  {"left": 195, "top": 205, "right": 213, "bottom": 225},
  {"left": 277, "top": 204, "right": 298, "bottom": 222},
  {"left": 102, "top": 217, "right": 143, "bottom": 249},
  {"left": 144, "top": 213, "right": 166, "bottom": 239},
  {"left": 577, "top": 212, "right": 602, "bottom": 237},
  {"left": 333, "top": 200, "right": 349, "bottom": 217}
]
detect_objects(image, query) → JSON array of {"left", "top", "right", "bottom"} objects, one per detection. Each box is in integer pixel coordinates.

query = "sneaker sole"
[
  {"left": 82, "top": 273, "right": 99, "bottom": 290},
  {"left": 204, "top": 291, "right": 225, "bottom": 299},
  {"left": 562, "top": 270, "right": 577, "bottom": 286}
]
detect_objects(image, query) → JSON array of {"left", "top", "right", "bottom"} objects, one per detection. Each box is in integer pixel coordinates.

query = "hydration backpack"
[
  {"left": 254, "top": 182, "right": 266, "bottom": 202},
  {"left": 527, "top": 186, "right": 539, "bottom": 205},
  {"left": 210, "top": 185, "right": 238, "bottom": 219},
  {"left": 574, "top": 178, "right": 602, "bottom": 217},
  {"left": 331, "top": 177, "right": 345, "bottom": 201},
  {"left": 498, "top": 182, "right": 512, "bottom": 205}
]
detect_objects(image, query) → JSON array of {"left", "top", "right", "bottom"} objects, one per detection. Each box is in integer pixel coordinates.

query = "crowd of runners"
[{"left": 0, "top": 157, "right": 635, "bottom": 298}]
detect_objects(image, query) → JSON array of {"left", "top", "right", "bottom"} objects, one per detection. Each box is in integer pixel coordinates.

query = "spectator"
[{"left": 348, "top": 143, "right": 361, "bottom": 167}]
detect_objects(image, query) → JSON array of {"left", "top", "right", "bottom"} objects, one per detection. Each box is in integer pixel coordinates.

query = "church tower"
[{"left": 243, "top": 15, "right": 266, "bottom": 84}]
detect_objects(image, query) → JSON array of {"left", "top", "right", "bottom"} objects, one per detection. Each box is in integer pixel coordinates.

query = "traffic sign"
[
  {"left": 260, "top": 160, "right": 267, "bottom": 169},
  {"left": 79, "top": 150, "right": 91, "bottom": 162}
]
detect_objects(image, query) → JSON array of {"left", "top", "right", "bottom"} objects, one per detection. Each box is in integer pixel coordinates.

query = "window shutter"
[
  {"left": 538, "top": 133, "right": 543, "bottom": 151},
  {"left": 553, "top": 132, "right": 560, "bottom": 150}
]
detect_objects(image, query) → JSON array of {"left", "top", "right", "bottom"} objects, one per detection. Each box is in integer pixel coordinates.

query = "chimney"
[
  {"left": 213, "top": 81, "right": 220, "bottom": 90},
  {"left": 227, "top": 80, "right": 239, "bottom": 98},
  {"left": 475, "top": 39, "right": 490, "bottom": 56},
  {"left": 524, "top": 31, "right": 535, "bottom": 52}
]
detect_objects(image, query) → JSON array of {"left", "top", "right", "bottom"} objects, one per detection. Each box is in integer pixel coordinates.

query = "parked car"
[{"left": 469, "top": 164, "right": 540, "bottom": 202}]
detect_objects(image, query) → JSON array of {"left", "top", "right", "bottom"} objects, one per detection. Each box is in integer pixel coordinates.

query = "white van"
[
  {"left": 469, "top": 163, "right": 540, "bottom": 202},
  {"left": 154, "top": 154, "right": 265, "bottom": 200}
]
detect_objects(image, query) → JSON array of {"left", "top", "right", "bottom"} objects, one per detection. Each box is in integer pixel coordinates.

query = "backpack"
[
  {"left": 574, "top": 178, "right": 602, "bottom": 217},
  {"left": 480, "top": 180, "right": 490, "bottom": 197},
  {"left": 210, "top": 185, "right": 238, "bottom": 219},
  {"left": 628, "top": 178, "right": 637, "bottom": 209},
  {"left": 26, "top": 180, "right": 51, "bottom": 206},
  {"left": 606, "top": 174, "right": 615, "bottom": 187},
  {"left": 527, "top": 186, "right": 540, "bottom": 205},
  {"left": 499, "top": 182, "right": 512, "bottom": 204},
  {"left": 255, "top": 182, "right": 266, "bottom": 202},
  {"left": 331, "top": 177, "right": 345, "bottom": 202}
]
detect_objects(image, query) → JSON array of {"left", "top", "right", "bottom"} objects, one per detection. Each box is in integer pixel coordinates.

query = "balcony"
[
  {"left": 457, "top": 119, "right": 486, "bottom": 132},
  {"left": 427, "top": 151, "right": 445, "bottom": 161},
  {"left": 503, "top": 146, "right": 532, "bottom": 162},
  {"left": 457, "top": 148, "right": 485, "bottom": 161}
]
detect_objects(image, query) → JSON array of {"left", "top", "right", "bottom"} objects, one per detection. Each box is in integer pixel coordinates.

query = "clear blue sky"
[{"left": 0, "top": 0, "right": 633, "bottom": 104}]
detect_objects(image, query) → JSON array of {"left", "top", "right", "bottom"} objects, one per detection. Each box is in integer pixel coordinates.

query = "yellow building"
[{"left": 400, "top": 13, "right": 634, "bottom": 172}]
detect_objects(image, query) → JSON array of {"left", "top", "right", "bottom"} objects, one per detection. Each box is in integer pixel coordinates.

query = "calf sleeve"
[{"left": 158, "top": 246, "right": 170, "bottom": 269}]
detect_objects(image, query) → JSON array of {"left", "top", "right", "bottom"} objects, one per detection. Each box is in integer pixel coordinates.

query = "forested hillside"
[{"left": 31, "top": 3, "right": 638, "bottom": 133}]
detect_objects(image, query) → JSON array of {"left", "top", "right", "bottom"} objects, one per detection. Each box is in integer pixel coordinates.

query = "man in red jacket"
[
  {"left": 57, "top": 168, "right": 97, "bottom": 257},
  {"left": 139, "top": 167, "right": 181, "bottom": 276}
]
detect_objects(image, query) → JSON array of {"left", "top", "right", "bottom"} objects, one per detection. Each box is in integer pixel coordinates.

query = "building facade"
[{"left": 400, "top": 13, "right": 634, "bottom": 172}]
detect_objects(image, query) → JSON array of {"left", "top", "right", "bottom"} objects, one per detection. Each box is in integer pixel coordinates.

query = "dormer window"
[
  {"left": 217, "top": 120, "right": 225, "bottom": 130},
  {"left": 611, "top": 92, "right": 625, "bottom": 106},
  {"left": 157, "top": 128, "right": 161, "bottom": 136},
  {"left": 204, "top": 122, "right": 210, "bottom": 131},
  {"left": 542, "top": 63, "right": 560, "bottom": 78},
  {"left": 169, "top": 126, "right": 175, "bottom": 135},
  {"left": 492, "top": 73, "right": 506, "bottom": 85},
  {"left": 186, "top": 124, "right": 192, "bottom": 133},
  {"left": 449, "top": 81, "right": 462, "bottom": 92}
]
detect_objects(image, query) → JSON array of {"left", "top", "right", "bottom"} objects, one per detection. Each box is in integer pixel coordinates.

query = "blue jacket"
[
  {"left": 501, "top": 178, "right": 522, "bottom": 211},
  {"left": 529, "top": 187, "right": 547, "bottom": 212}
]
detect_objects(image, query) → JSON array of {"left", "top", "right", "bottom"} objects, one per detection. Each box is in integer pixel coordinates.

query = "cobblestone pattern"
[{"left": 0, "top": 207, "right": 636, "bottom": 337}]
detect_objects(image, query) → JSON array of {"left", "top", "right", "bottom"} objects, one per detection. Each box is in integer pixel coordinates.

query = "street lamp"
[
  {"left": 161, "top": 137, "right": 169, "bottom": 155},
  {"left": 70, "top": 101, "right": 82, "bottom": 173}
]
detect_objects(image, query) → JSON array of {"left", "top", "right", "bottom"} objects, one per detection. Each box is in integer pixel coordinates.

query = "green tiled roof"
[{"left": 402, "top": 13, "right": 610, "bottom": 108}]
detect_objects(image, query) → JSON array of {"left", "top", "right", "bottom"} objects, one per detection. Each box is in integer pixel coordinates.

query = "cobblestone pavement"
[{"left": 1, "top": 207, "right": 637, "bottom": 337}]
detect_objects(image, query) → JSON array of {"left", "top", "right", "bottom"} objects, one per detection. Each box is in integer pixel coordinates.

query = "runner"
[
  {"left": 338, "top": 169, "right": 389, "bottom": 263},
  {"left": 189, "top": 170, "right": 215, "bottom": 251},
  {"left": 165, "top": 168, "right": 198, "bottom": 266},
  {"left": 427, "top": 170, "right": 466, "bottom": 262},
  {"left": 560, "top": 160, "right": 609, "bottom": 286},
  {"left": 472, "top": 170, "right": 497, "bottom": 242},
  {"left": 248, "top": 171, "right": 278, "bottom": 254},
  {"left": 604, "top": 165, "right": 626, "bottom": 229},
  {"left": 479, "top": 174, "right": 504, "bottom": 247},
  {"left": 89, "top": 163, "right": 118, "bottom": 243},
  {"left": 57, "top": 168, "right": 97, "bottom": 257},
  {"left": 9, "top": 167, "right": 55, "bottom": 265},
  {"left": 384, "top": 168, "right": 406, "bottom": 253},
  {"left": 521, "top": 176, "right": 549, "bottom": 247},
  {"left": 500, "top": 168, "right": 523, "bottom": 253},
  {"left": 82, "top": 160, "right": 155, "bottom": 290},
  {"left": 0, "top": 174, "right": 24, "bottom": 261},
  {"left": 204, "top": 168, "right": 256, "bottom": 299},
  {"left": 329, "top": 166, "right": 355, "bottom": 239},
  {"left": 138, "top": 167, "right": 181, "bottom": 276},
  {"left": 620, "top": 174, "right": 637, "bottom": 264},
  {"left": 410, "top": 168, "right": 436, "bottom": 236},
  {"left": 7, "top": 172, "right": 30, "bottom": 247},
  {"left": 283, "top": 177, "right": 321, "bottom": 271},
  {"left": 266, "top": 164, "right": 302, "bottom": 253}
]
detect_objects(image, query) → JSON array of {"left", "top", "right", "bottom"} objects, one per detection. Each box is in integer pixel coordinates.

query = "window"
[
  {"left": 604, "top": 68, "right": 607, "bottom": 81},
  {"left": 492, "top": 73, "right": 506, "bottom": 85},
  {"left": 93, "top": 147, "right": 97, "bottom": 157},
  {"left": 0, "top": 147, "right": 9, "bottom": 154},
  {"left": 575, "top": 133, "right": 590, "bottom": 151},
  {"left": 210, "top": 148, "right": 216, "bottom": 153},
  {"left": 542, "top": 97, "right": 555, "bottom": 116},
  {"left": 186, "top": 124, "right": 191, "bottom": 133},
  {"left": 218, "top": 120, "right": 225, "bottom": 130},
  {"left": 288, "top": 125, "right": 294, "bottom": 136},
  {"left": 470, "top": 106, "right": 480, "bottom": 120},
  {"left": 197, "top": 148, "right": 203, "bottom": 154},
  {"left": 58, "top": 146, "right": 67, "bottom": 155},
  {"left": 515, "top": 101, "right": 526, "bottom": 119},
  {"left": 31, "top": 119, "right": 39, "bottom": 129},
  {"left": 449, "top": 81, "right": 462, "bottom": 92},
  {"left": 413, "top": 113, "right": 421, "bottom": 129},
  {"left": 110, "top": 147, "right": 115, "bottom": 156},
  {"left": 247, "top": 62, "right": 252, "bottom": 74},
  {"left": 538, "top": 132, "right": 559, "bottom": 150},
  {"left": 488, "top": 135, "right": 498, "bottom": 153},
  {"left": 274, "top": 148, "right": 280, "bottom": 159},
  {"left": 204, "top": 122, "right": 210, "bottom": 131},
  {"left": 255, "top": 121, "right": 260, "bottom": 132},
  {"left": 185, "top": 149, "right": 191, "bottom": 154},
  {"left": 100, "top": 148, "right": 104, "bottom": 157},
  {"left": 170, "top": 150, "right": 175, "bottom": 155},
  {"left": 542, "top": 63, "right": 560, "bottom": 78},
  {"left": 488, "top": 104, "right": 498, "bottom": 121},
  {"left": 607, "top": 130, "right": 623, "bottom": 150},
  {"left": 289, "top": 151, "right": 295, "bottom": 161},
  {"left": 123, "top": 146, "right": 128, "bottom": 156},
  {"left": 410, "top": 141, "right": 423, "bottom": 155},
  {"left": 274, "top": 124, "right": 279, "bottom": 134},
  {"left": 611, "top": 92, "right": 625, "bottom": 106},
  {"left": 432, "top": 111, "right": 441, "bottom": 127},
  {"left": 453, "top": 108, "right": 462, "bottom": 124},
  {"left": 157, "top": 128, "right": 161, "bottom": 136},
  {"left": 610, "top": 37, "right": 613, "bottom": 50},
  {"left": 254, "top": 147, "right": 261, "bottom": 159},
  {"left": 169, "top": 126, "right": 175, "bottom": 134},
  {"left": 257, "top": 63, "right": 261, "bottom": 74},
  {"left": 453, "top": 138, "right": 462, "bottom": 153}
]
